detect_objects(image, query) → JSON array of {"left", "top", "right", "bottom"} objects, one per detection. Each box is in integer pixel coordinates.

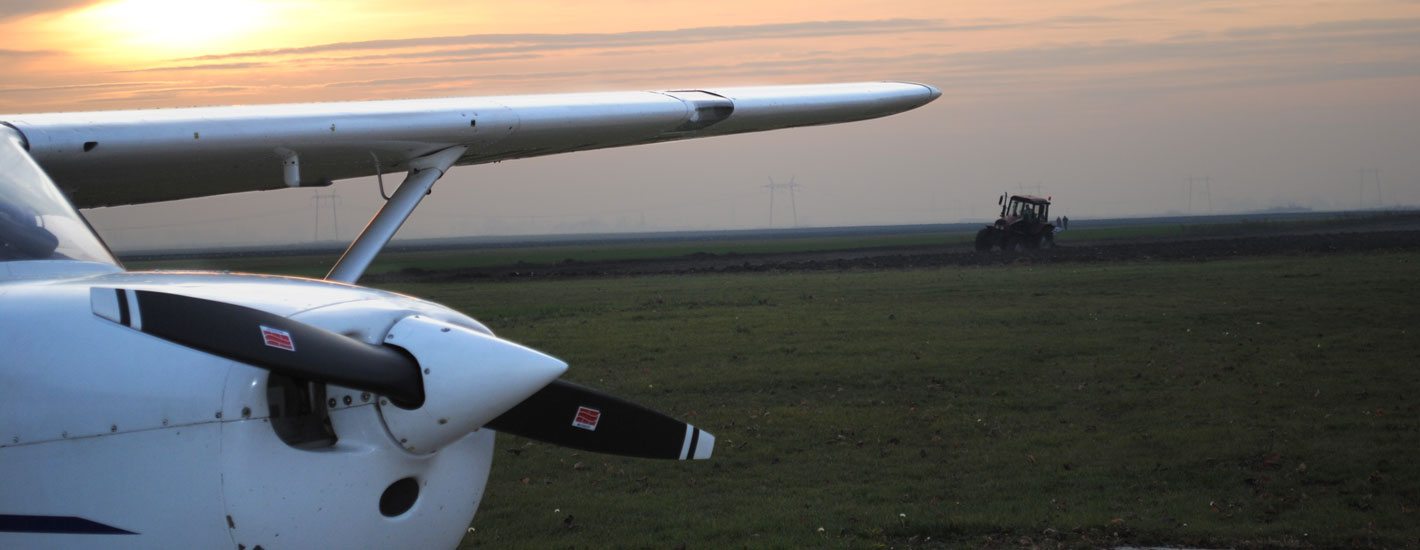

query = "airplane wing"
[{"left": 0, "top": 82, "right": 939, "bottom": 209}]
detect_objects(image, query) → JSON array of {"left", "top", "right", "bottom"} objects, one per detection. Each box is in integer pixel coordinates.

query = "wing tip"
[
  {"left": 916, "top": 83, "right": 942, "bottom": 102},
  {"left": 883, "top": 81, "right": 941, "bottom": 105}
]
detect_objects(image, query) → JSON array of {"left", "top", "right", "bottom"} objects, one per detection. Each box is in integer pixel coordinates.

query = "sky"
[{"left": 2, "top": 0, "right": 1418, "bottom": 251}]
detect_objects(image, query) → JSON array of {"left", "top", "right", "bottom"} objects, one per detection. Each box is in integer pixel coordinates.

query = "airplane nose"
[
  {"left": 922, "top": 83, "right": 942, "bottom": 101},
  {"left": 380, "top": 316, "right": 567, "bottom": 454}
]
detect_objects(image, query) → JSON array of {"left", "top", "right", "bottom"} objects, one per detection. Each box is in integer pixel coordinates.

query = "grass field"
[{"left": 357, "top": 249, "right": 1420, "bottom": 549}]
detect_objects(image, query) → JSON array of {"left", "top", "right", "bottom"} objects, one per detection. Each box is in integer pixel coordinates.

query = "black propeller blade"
[
  {"left": 92, "top": 287, "right": 713, "bottom": 460},
  {"left": 487, "top": 379, "right": 713, "bottom": 460},
  {"left": 92, "top": 288, "right": 424, "bottom": 407}
]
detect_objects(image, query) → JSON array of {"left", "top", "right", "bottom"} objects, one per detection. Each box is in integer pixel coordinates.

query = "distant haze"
[{"left": 2, "top": 1, "right": 1417, "bottom": 251}]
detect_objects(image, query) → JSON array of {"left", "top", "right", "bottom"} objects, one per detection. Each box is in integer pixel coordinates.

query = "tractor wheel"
[
  {"left": 1004, "top": 235, "right": 1025, "bottom": 253},
  {"left": 974, "top": 228, "right": 994, "bottom": 252}
]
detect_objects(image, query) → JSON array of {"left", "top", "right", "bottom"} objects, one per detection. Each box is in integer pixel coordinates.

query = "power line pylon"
[
  {"left": 1186, "top": 175, "right": 1212, "bottom": 214},
  {"left": 311, "top": 192, "right": 342, "bottom": 241},
  {"left": 1358, "top": 168, "right": 1381, "bottom": 208},
  {"left": 764, "top": 175, "right": 800, "bottom": 227},
  {"left": 1016, "top": 182, "right": 1044, "bottom": 196}
]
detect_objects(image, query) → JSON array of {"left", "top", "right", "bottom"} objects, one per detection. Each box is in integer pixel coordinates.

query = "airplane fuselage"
[{"left": 0, "top": 262, "right": 496, "bottom": 548}]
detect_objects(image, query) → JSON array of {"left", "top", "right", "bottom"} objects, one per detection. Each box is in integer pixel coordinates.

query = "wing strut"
[{"left": 325, "top": 146, "right": 467, "bottom": 283}]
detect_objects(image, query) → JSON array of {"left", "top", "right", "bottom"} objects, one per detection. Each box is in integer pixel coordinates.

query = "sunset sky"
[{"left": 2, "top": 0, "right": 1418, "bottom": 250}]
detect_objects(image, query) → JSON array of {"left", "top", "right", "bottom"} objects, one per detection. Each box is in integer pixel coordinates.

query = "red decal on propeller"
[
  {"left": 572, "top": 406, "right": 600, "bottom": 431},
  {"left": 260, "top": 325, "right": 295, "bottom": 351}
]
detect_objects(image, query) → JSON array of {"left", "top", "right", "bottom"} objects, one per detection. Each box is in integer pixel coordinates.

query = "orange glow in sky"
[
  {"left": 5, "top": 0, "right": 1417, "bottom": 112},
  {"left": 2, "top": 0, "right": 1419, "bottom": 247},
  {"left": 59, "top": 0, "right": 274, "bottom": 62}
]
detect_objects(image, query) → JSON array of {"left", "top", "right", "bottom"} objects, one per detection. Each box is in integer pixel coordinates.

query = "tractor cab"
[{"left": 999, "top": 194, "right": 1050, "bottom": 225}]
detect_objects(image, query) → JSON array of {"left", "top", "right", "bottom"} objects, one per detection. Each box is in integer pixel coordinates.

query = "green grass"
[
  {"left": 1062, "top": 211, "right": 1420, "bottom": 243},
  {"left": 355, "top": 251, "right": 1420, "bottom": 549}
]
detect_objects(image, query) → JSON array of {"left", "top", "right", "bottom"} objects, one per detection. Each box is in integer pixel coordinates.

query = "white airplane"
[{"left": 0, "top": 82, "right": 939, "bottom": 548}]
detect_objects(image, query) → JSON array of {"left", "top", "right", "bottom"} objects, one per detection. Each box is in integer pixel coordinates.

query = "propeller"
[
  {"left": 91, "top": 287, "right": 426, "bottom": 407},
  {"left": 488, "top": 379, "right": 713, "bottom": 460},
  {"left": 90, "top": 287, "right": 712, "bottom": 459}
]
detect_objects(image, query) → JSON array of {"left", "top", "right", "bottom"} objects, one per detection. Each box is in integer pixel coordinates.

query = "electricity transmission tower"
[
  {"left": 764, "top": 176, "right": 801, "bottom": 228},
  {"left": 311, "top": 192, "right": 342, "bottom": 241},
  {"left": 1357, "top": 168, "right": 1382, "bottom": 208},
  {"left": 1186, "top": 175, "right": 1212, "bottom": 214}
]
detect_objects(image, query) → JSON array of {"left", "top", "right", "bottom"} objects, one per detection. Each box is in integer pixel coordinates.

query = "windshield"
[{"left": 1, "top": 125, "right": 118, "bottom": 265}]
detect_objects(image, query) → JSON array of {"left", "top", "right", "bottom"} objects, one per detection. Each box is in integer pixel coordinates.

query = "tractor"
[{"left": 975, "top": 193, "right": 1057, "bottom": 252}]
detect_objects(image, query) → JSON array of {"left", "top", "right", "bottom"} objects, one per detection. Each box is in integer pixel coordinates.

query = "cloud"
[
  {"left": 120, "top": 62, "right": 271, "bottom": 73},
  {"left": 1040, "top": 15, "right": 1156, "bottom": 25},
  {"left": 0, "top": 48, "right": 63, "bottom": 60},
  {"left": 91, "top": 16, "right": 1420, "bottom": 102},
  {"left": 1105, "top": 0, "right": 1240, "bottom": 10},
  {"left": 1223, "top": 17, "right": 1420, "bottom": 38},
  {"left": 124, "top": 19, "right": 955, "bottom": 74},
  {"left": 75, "top": 85, "right": 253, "bottom": 104},
  {"left": 904, "top": 21, "right": 1420, "bottom": 103},
  {"left": 143, "top": 15, "right": 1165, "bottom": 75},
  {"left": 10, "top": 12, "right": 1420, "bottom": 116},
  {"left": 0, "top": 0, "right": 97, "bottom": 20},
  {"left": 0, "top": 81, "right": 170, "bottom": 94},
  {"left": 887, "top": 15, "right": 1420, "bottom": 80},
  {"left": 179, "top": 19, "right": 948, "bottom": 61}
]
